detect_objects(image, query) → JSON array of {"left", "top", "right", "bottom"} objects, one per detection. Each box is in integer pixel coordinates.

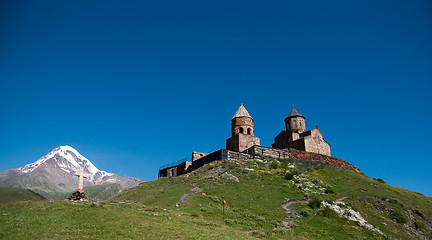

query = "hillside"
[
  {"left": 53, "top": 184, "right": 122, "bottom": 201},
  {"left": 0, "top": 188, "right": 46, "bottom": 203},
  {"left": 1, "top": 157, "right": 431, "bottom": 239},
  {"left": 113, "top": 157, "right": 432, "bottom": 239}
]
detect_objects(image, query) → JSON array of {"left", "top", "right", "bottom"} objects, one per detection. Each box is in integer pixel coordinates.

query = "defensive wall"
[
  {"left": 159, "top": 145, "right": 361, "bottom": 178},
  {"left": 243, "top": 145, "right": 290, "bottom": 159}
]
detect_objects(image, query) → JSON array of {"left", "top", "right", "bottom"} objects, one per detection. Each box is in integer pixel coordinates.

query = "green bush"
[
  {"left": 318, "top": 207, "right": 339, "bottom": 219},
  {"left": 374, "top": 178, "right": 386, "bottom": 183},
  {"left": 391, "top": 211, "right": 407, "bottom": 224},
  {"left": 308, "top": 197, "right": 322, "bottom": 209},
  {"left": 285, "top": 169, "right": 300, "bottom": 180},
  {"left": 270, "top": 161, "right": 280, "bottom": 169},
  {"left": 299, "top": 210, "right": 310, "bottom": 217},
  {"left": 414, "top": 221, "right": 424, "bottom": 229},
  {"left": 324, "top": 187, "right": 335, "bottom": 194},
  {"left": 279, "top": 158, "right": 294, "bottom": 164},
  {"left": 285, "top": 172, "right": 295, "bottom": 180}
]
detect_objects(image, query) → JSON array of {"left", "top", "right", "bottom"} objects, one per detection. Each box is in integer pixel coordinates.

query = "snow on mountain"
[
  {"left": 0, "top": 146, "right": 141, "bottom": 200},
  {"left": 17, "top": 146, "right": 116, "bottom": 182}
]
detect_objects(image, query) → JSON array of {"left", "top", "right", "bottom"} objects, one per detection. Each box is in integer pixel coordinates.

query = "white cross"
[{"left": 75, "top": 166, "right": 88, "bottom": 192}]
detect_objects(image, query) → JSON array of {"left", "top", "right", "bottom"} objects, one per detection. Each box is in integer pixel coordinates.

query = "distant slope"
[
  {"left": 112, "top": 158, "right": 432, "bottom": 240},
  {"left": 83, "top": 183, "right": 122, "bottom": 201},
  {"left": 0, "top": 188, "right": 46, "bottom": 203}
]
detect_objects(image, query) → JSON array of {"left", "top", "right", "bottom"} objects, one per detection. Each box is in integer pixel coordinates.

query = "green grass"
[
  {"left": 0, "top": 201, "right": 255, "bottom": 239},
  {"left": 1, "top": 158, "right": 431, "bottom": 239},
  {"left": 0, "top": 188, "right": 46, "bottom": 203},
  {"left": 113, "top": 159, "right": 432, "bottom": 239}
]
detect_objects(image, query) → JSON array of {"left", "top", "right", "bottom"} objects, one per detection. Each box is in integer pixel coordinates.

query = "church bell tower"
[{"left": 226, "top": 103, "right": 260, "bottom": 152}]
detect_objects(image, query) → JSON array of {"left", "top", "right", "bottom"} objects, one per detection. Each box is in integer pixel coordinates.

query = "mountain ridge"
[{"left": 0, "top": 146, "right": 141, "bottom": 200}]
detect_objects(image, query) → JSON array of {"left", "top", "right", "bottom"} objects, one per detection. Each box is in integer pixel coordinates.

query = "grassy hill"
[
  {"left": 1, "top": 157, "right": 431, "bottom": 239},
  {"left": 0, "top": 188, "right": 46, "bottom": 203}
]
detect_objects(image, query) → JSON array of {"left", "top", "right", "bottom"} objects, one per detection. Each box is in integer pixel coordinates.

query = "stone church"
[
  {"left": 272, "top": 106, "right": 331, "bottom": 156},
  {"left": 158, "top": 103, "right": 361, "bottom": 178},
  {"left": 226, "top": 104, "right": 331, "bottom": 156}
]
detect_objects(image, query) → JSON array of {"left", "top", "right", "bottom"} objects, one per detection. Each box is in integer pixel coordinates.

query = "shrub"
[
  {"left": 324, "top": 187, "right": 335, "bottom": 194},
  {"left": 270, "top": 161, "right": 280, "bottom": 169},
  {"left": 285, "top": 169, "right": 300, "bottom": 180},
  {"left": 374, "top": 178, "right": 386, "bottom": 183},
  {"left": 299, "top": 210, "right": 310, "bottom": 217},
  {"left": 285, "top": 172, "right": 295, "bottom": 180},
  {"left": 308, "top": 197, "right": 322, "bottom": 209},
  {"left": 391, "top": 211, "right": 407, "bottom": 224},
  {"left": 279, "top": 158, "right": 294, "bottom": 164},
  {"left": 414, "top": 221, "right": 424, "bottom": 229},
  {"left": 318, "top": 207, "right": 339, "bottom": 219}
]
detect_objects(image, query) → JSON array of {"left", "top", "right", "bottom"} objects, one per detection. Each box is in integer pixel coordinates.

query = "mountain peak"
[
  {"left": 17, "top": 145, "right": 100, "bottom": 178},
  {"left": 2, "top": 146, "right": 141, "bottom": 200}
]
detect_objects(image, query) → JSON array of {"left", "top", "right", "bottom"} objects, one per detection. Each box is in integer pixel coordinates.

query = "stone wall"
[
  {"left": 288, "top": 148, "right": 361, "bottom": 173},
  {"left": 243, "top": 145, "right": 290, "bottom": 159},
  {"left": 227, "top": 150, "right": 251, "bottom": 160}
]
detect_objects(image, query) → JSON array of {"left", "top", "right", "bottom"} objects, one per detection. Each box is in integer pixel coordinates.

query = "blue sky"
[{"left": 1, "top": 1, "right": 431, "bottom": 196}]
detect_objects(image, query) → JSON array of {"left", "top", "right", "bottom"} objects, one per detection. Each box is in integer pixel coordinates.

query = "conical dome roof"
[
  {"left": 286, "top": 106, "right": 305, "bottom": 119},
  {"left": 232, "top": 103, "right": 252, "bottom": 119}
]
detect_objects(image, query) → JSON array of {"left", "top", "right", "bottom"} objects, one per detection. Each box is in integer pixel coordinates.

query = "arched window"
[
  {"left": 247, "top": 128, "right": 251, "bottom": 135},
  {"left": 239, "top": 127, "right": 244, "bottom": 133}
]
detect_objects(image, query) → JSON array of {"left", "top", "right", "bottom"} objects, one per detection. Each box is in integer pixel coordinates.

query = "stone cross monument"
[{"left": 75, "top": 166, "right": 88, "bottom": 193}]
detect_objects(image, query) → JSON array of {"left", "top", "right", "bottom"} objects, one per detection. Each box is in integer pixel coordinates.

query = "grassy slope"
[
  {"left": 0, "top": 201, "right": 255, "bottom": 240},
  {"left": 0, "top": 188, "right": 46, "bottom": 203},
  {"left": 83, "top": 183, "right": 122, "bottom": 201},
  {"left": 1, "top": 157, "right": 431, "bottom": 239},
  {"left": 113, "top": 158, "right": 432, "bottom": 239}
]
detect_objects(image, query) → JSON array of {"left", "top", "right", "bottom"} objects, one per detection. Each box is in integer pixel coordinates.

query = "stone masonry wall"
[
  {"left": 227, "top": 151, "right": 251, "bottom": 160},
  {"left": 288, "top": 148, "right": 361, "bottom": 173},
  {"left": 243, "top": 145, "right": 290, "bottom": 159}
]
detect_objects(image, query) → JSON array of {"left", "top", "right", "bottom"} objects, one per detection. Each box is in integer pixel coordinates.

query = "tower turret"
[
  {"left": 285, "top": 106, "right": 306, "bottom": 133},
  {"left": 231, "top": 103, "right": 255, "bottom": 136},
  {"left": 226, "top": 103, "right": 260, "bottom": 152}
]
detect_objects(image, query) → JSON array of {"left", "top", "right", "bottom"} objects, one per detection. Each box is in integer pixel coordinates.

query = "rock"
[
  {"left": 221, "top": 172, "right": 240, "bottom": 182},
  {"left": 67, "top": 190, "right": 89, "bottom": 201},
  {"left": 180, "top": 193, "right": 189, "bottom": 203}
]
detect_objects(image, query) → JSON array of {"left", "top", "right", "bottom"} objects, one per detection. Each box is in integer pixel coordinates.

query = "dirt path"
[
  {"left": 179, "top": 185, "right": 203, "bottom": 203},
  {"left": 336, "top": 196, "right": 348, "bottom": 201},
  {"left": 278, "top": 198, "right": 310, "bottom": 228}
]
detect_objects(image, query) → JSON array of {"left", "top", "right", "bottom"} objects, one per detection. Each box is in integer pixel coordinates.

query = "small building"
[
  {"left": 272, "top": 106, "right": 331, "bottom": 156},
  {"left": 158, "top": 159, "right": 192, "bottom": 178},
  {"left": 226, "top": 103, "right": 260, "bottom": 152}
]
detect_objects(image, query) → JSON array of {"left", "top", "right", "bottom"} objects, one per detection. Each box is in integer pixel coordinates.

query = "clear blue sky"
[{"left": 1, "top": 1, "right": 431, "bottom": 196}]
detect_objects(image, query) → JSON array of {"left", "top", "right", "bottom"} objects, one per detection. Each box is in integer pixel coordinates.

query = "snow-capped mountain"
[
  {"left": 0, "top": 146, "right": 141, "bottom": 200},
  {"left": 18, "top": 146, "right": 111, "bottom": 182}
]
